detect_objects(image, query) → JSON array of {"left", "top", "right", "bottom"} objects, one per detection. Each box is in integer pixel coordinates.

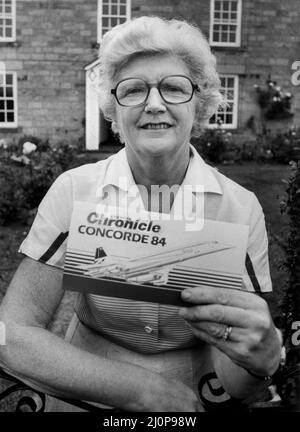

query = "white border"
[
  {"left": 0, "top": 0, "right": 16, "bottom": 42},
  {"left": 208, "top": 74, "right": 239, "bottom": 129},
  {"left": 209, "top": 0, "right": 242, "bottom": 47}
]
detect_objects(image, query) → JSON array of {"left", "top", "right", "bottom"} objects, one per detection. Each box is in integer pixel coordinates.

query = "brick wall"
[
  {"left": 1, "top": 0, "right": 98, "bottom": 145},
  {"left": 0, "top": 0, "right": 299, "bottom": 145}
]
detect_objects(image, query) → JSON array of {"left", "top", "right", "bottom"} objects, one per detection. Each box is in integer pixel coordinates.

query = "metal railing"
[{"left": 1, "top": 365, "right": 299, "bottom": 412}]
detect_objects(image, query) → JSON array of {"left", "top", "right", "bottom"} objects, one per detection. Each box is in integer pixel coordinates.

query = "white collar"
[{"left": 97, "top": 145, "right": 223, "bottom": 196}]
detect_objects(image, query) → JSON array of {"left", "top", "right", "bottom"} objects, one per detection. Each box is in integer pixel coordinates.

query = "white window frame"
[
  {"left": 0, "top": 69, "right": 18, "bottom": 128},
  {"left": 0, "top": 0, "right": 16, "bottom": 42},
  {"left": 209, "top": 0, "right": 242, "bottom": 47},
  {"left": 209, "top": 74, "right": 238, "bottom": 129},
  {"left": 97, "top": 0, "right": 131, "bottom": 43}
]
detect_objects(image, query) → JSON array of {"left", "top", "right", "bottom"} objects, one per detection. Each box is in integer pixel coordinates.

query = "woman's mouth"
[{"left": 141, "top": 123, "right": 172, "bottom": 130}]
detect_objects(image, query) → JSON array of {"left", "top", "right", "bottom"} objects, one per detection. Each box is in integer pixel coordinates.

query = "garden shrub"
[
  {"left": 278, "top": 160, "right": 300, "bottom": 407},
  {"left": 192, "top": 126, "right": 300, "bottom": 165},
  {"left": 254, "top": 80, "right": 294, "bottom": 121},
  {"left": 191, "top": 128, "right": 235, "bottom": 163},
  {"left": 0, "top": 138, "right": 89, "bottom": 225}
]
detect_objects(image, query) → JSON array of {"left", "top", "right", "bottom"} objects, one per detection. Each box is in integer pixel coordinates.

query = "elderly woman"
[{"left": 0, "top": 17, "right": 283, "bottom": 412}]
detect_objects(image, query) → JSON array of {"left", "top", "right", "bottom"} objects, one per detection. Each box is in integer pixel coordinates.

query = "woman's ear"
[{"left": 111, "top": 121, "right": 125, "bottom": 144}]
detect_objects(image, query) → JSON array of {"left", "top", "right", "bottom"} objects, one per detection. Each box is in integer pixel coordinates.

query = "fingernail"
[{"left": 181, "top": 290, "right": 191, "bottom": 299}]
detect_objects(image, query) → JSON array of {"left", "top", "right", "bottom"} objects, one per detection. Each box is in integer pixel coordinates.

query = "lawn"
[{"left": 0, "top": 161, "right": 293, "bottom": 411}]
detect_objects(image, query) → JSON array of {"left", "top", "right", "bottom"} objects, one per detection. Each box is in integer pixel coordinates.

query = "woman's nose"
[{"left": 144, "top": 87, "right": 166, "bottom": 113}]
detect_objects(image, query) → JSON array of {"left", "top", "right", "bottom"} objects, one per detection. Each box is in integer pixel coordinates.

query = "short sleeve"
[
  {"left": 18, "top": 172, "right": 73, "bottom": 269},
  {"left": 242, "top": 193, "right": 272, "bottom": 293}
]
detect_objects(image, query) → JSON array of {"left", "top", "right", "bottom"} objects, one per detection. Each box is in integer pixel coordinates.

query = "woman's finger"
[
  {"left": 188, "top": 320, "right": 246, "bottom": 342},
  {"left": 179, "top": 304, "right": 252, "bottom": 328},
  {"left": 181, "top": 286, "right": 264, "bottom": 310}
]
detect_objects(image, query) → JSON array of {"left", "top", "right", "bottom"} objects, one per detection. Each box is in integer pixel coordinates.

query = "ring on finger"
[{"left": 222, "top": 325, "right": 233, "bottom": 341}]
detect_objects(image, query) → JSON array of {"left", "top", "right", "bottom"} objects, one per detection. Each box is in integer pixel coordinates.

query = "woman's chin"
[{"left": 141, "top": 140, "right": 175, "bottom": 156}]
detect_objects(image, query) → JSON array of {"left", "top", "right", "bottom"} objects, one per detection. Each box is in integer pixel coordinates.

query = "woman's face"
[{"left": 113, "top": 54, "right": 197, "bottom": 159}]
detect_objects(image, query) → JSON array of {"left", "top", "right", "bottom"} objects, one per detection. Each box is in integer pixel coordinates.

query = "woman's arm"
[{"left": 0, "top": 257, "right": 201, "bottom": 412}]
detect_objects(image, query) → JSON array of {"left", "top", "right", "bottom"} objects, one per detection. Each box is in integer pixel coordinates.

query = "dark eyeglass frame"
[{"left": 111, "top": 75, "right": 199, "bottom": 107}]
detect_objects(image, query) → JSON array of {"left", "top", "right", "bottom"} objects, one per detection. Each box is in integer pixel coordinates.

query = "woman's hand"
[{"left": 179, "top": 286, "right": 282, "bottom": 377}]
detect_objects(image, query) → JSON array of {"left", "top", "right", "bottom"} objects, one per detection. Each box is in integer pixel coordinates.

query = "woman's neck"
[{"left": 126, "top": 147, "right": 190, "bottom": 190}]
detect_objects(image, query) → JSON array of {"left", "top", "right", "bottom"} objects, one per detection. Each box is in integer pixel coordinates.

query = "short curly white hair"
[{"left": 97, "top": 16, "right": 224, "bottom": 137}]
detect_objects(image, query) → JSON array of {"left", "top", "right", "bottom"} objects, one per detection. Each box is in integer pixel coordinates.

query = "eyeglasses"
[{"left": 111, "top": 75, "right": 199, "bottom": 107}]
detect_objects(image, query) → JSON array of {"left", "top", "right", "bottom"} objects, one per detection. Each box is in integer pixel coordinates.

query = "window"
[
  {"left": 209, "top": 0, "right": 242, "bottom": 47},
  {"left": 0, "top": 70, "right": 17, "bottom": 127},
  {"left": 98, "top": 0, "right": 131, "bottom": 41},
  {"left": 209, "top": 75, "right": 238, "bottom": 128},
  {"left": 0, "top": 0, "right": 16, "bottom": 42}
]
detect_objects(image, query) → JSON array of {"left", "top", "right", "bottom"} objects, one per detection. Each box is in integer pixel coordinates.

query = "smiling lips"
[{"left": 141, "top": 122, "right": 172, "bottom": 130}]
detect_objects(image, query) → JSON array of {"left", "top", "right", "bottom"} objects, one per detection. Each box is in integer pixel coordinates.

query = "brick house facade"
[{"left": 0, "top": 0, "right": 299, "bottom": 150}]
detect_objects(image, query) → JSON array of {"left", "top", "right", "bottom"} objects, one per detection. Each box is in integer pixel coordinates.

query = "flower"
[
  {"left": 10, "top": 154, "right": 30, "bottom": 165},
  {"left": 22, "top": 141, "right": 37, "bottom": 155},
  {"left": 0, "top": 138, "right": 8, "bottom": 149}
]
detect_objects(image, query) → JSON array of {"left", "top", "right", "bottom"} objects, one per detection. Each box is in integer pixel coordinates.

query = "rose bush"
[{"left": 0, "top": 137, "right": 89, "bottom": 225}]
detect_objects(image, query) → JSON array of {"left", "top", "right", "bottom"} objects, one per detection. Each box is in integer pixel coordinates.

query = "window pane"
[
  {"left": 6, "top": 27, "right": 12, "bottom": 37},
  {"left": 223, "top": 1, "right": 229, "bottom": 10},
  {"left": 6, "top": 99, "right": 13, "bottom": 109},
  {"left": 102, "top": 18, "right": 108, "bottom": 26},
  {"left": 221, "top": 31, "right": 228, "bottom": 42},
  {"left": 0, "top": 100, "right": 4, "bottom": 109},
  {"left": 119, "top": 17, "right": 126, "bottom": 23},
  {"left": 223, "top": 12, "right": 229, "bottom": 19},
  {"left": 0, "top": 112, "right": 5, "bottom": 122},
  {"left": 6, "top": 19, "right": 12, "bottom": 26},
  {"left": 103, "top": 5, "right": 109, "bottom": 14},
  {"left": 5, "top": 87, "right": 13, "bottom": 97},
  {"left": 229, "top": 32, "right": 236, "bottom": 42},
  {"left": 215, "top": 1, "right": 221, "bottom": 11},
  {"left": 226, "top": 114, "right": 233, "bottom": 123},
  {"left": 120, "top": 5, "right": 126, "bottom": 15},
  {"left": 5, "top": 5, "right": 12, "bottom": 13},
  {"left": 7, "top": 111, "right": 14, "bottom": 122},
  {"left": 226, "top": 90, "right": 234, "bottom": 100},
  {"left": 0, "top": 88, "right": 3, "bottom": 97},
  {"left": 111, "top": 5, "right": 117, "bottom": 14},
  {"left": 213, "top": 31, "right": 219, "bottom": 41},
  {"left": 111, "top": 17, "right": 118, "bottom": 26},
  {"left": 231, "top": 1, "right": 237, "bottom": 11},
  {"left": 227, "top": 78, "right": 234, "bottom": 88},
  {"left": 227, "top": 102, "right": 234, "bottom": 112},
  {"left": 6, "top": 74, "right": 12, "bottom": 85}
]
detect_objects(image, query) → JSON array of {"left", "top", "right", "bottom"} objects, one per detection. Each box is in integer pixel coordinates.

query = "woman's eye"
[
  {"left": 162, "top": 84, "right": 185, "bottom": 93},
  {"left": 127, "top": 87, "right": 145, "bottom": 94}
]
